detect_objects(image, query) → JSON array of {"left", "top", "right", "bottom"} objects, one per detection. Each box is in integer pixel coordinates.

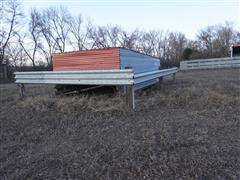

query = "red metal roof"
[
  {"left": 232, "top": 45, "right": 240, "bottom": 47},
  {"left": 53, "top": 48, "right": 120, "bottom": 71}
]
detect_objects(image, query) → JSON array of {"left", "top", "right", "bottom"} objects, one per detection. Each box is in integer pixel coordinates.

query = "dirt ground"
[{"left": 0, "top": 68, "right": 240, "bottom": 179}]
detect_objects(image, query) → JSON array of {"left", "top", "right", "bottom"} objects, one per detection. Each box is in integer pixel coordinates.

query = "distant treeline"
[{"left": 1, "top": 0, "right": 240, "bottom": 80}]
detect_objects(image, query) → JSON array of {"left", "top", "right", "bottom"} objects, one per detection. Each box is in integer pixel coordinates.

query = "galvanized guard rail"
[
  {"left": 134, "top": 68, "right": 177, "bottom": 84},
  {"left": 15, "top": 69, "right": 134, "bottom": 85},
  {"left": 180, "top": 57, "right": 240, "bottom": 70},
  {"left": 15, "top": 68, "right": 177, "bottom": 109},
  {"left": 128, "top": 67, "right": 177, "bottom": 109}
]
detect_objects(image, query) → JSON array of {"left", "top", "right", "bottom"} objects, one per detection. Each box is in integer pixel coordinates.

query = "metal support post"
[
  {"left": 157, "top": 77, "right": 163, "bottom": 89},
  {"left": 124, "top": 66, "right": 135, "bottom": 109},
  {"left": 126, "top": 85, "right": 135, "bottom": 110},
  {"left": 19, "top": 84, "right": 26, "bottom": 98},
  {"left": 172, "top": 73, "right": 176, "bottom": 82}
]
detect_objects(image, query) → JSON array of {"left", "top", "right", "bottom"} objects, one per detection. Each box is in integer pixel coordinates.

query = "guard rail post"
[
  {"left": 172, "top": 73, "right": 176, "bottom": 82},
  {"left": 19, "top": 84, "right": 26, "bottom": 98},
  {"left": 126, "top": 85, "right": 135, "bottom": 110},
  {"left": 125, "top": 66, "right": 135, "bottom": 110},
  {"left": 157, "top": 66, "right": 163, "bottom": 88}
]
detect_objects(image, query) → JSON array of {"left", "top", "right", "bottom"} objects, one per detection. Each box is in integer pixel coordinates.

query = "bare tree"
[
  {"left": 89, "top": 25, "right": 121, "bottom": 48},
  {"left": 196, "top": 22, "right": 237, "bottom": 58},
  {"left": 118, "top": 29, "right": 139, "bottom": 49},
  {"left": 42, "top": 6, "right": 71, "bottom": 53},
  {"left": 32, "top": 6, "right": 72, "bottom": 67},
  {"left": 6, "top": 43, "right": 26, "bottom": 68},
  {"left": 68, "top": 14, "right": 92, "bottom": 50},
  {"left": 18, "top": 8, "right": 42, "bottom": 68},
  {"left": 169, "top": 32, "right": 187, "bottom": 61},
  {"left": 197, "top": 25, "right": 216, "bottom": 58},
  {"left": 138, "top": 30, "right": 165, "bottom": 57},
  {"left": 151, "top": 31, "right": 187, "bottom": 67},
  {"left": 213, "top": 22, "right": 237, "bottom": 57},
  {"left": 0, "top": 0, "right": 23, "bottom": 64},
  {"left": 37, "top": 11, "right": 56, "bottom": 66},
  {"left": 88, "top": 25, "right": 139, "bottom": 49}
]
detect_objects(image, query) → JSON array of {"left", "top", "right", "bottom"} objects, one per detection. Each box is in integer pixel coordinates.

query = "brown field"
[{"left": 0, "top": 68, "right": 240, "bottom": 179}]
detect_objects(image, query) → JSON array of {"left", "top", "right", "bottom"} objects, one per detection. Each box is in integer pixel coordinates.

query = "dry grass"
[
  {"left": 20, "top": 94, "right": 127, "bottom": 113},
  {"left": 0, "top": 68, "right": 240, "bottom": 179}
]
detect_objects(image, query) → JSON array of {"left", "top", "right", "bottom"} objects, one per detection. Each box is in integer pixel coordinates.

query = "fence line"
[{"left": 180, "top": 57, "right": 240, "bottom": 70}]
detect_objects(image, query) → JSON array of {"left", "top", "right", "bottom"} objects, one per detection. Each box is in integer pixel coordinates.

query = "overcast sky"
[{"left": 21, "top": 0, "right": 240, "bottom": 39}]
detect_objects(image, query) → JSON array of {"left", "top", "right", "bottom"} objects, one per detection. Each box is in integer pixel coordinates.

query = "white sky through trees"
[{"left": 21, "top": 0, "right": 240, "bottom": 39}]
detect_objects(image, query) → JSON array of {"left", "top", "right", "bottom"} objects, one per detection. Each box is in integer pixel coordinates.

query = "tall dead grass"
[
  {"left": 138, "top": 82, "right": 240, "bottom": 111},
  {"left": 19, "top": 94, "right": 128, "bottom": 114},
  {"left": 18, "top": 80, "right": 240, "bottom": 114}
]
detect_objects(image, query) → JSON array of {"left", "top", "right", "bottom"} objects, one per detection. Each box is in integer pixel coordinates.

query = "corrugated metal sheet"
[
  {"left": 53, "top": 48, "right": 160, "bottom": 73},
  {"left": 120, "top": 48, "right": 160, "bottom": 73},
  {"left": 119, "top": 48, "right": 160, "bottom": 90},
  {"left": 53, "top": 48, "right": 120, "bottom": 71}
]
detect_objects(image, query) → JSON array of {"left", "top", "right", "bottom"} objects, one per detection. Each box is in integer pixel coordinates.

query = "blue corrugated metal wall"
[
  {"left": 120, "top": 48, "right": 161, "bottom": 92},
  {"left": 120, "top": 48, "right": 160, "bottom": 73}
]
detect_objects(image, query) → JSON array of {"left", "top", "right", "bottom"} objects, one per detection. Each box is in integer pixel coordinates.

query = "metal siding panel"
[
  {"left": 120, "top": 48, "right": 160, "bottom": 73},
  {"left": 53, "top": 48, "right": 120, "bottom": 71}
]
